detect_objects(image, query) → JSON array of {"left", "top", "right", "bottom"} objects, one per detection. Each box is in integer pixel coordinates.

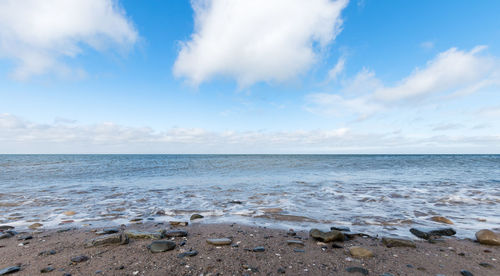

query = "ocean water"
[{"left": 0, "top": 154, "right": 499, "bottom": 238}]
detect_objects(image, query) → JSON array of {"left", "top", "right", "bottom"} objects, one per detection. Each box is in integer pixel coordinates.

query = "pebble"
[
  {"left": 430, "top": 216, "right": 454, "bottom": 224},
  {"left": 349, "top": 246, "right": 374, "bottom": 258},
  {"left": 124, "top": 230, "right": 163, "bottom": 240},
  {"left": 0, "top": 266, "right": 21, "bottom": 275},
  {"left": 85, "top": 233, "right": 128, "bottom": 247},
  {"left": 190, "top": 214, "right": 204, "bottom": 220},
  {"left": 345, "top": 266, "right": 369, "bottom": 275},
  {"left": 40, "top": 266, "right": 55, "bottom": 273},
  {"left": 330, "top": 226, "right": 350, "bottom": 232},
  {"left": 177, "top": 250, "right": 198, "bottom": 258},
  {"left": 460, "top": 270, "right": 473, "bottom": 276},
  {"left": 332, "top": 243, "right": 343, "bottom": 248},
  {"left": 382, "top": 237, "right": 416, "bottom": 248},
  {"left": 252, "top": 246, "right": 265, "bottom": 252},
  {"left": 479, "top": 262, "right": 494, "bottom": 268},
  {"left": 63, "top": 211, "right": 76, "bottom": 216},
  {"left": 17, "top": 235, "right": 32, "bottom": 241},
  {"left": 169, "top": 221, "right": 188, "bottom": 227},
  {"left": 28, "top": 223, "right": 43, "bottom": 229},
  {"left": 148, "top": 240, "right": 176, "bottom": 253},
  {"left": 286, "top": 240, "right": 304, "bottom": 246},
  {"left": 475, "top": 229, "right": 500, "bottom": 245},
  {"left": 71, "top": 255, "right": 89, "bottom": 263},
  {"left": 206, "top": 238, "right": 232, "bottom": 245},
  {"left": 277, "top": 267, "right": 286, "bottom": 274},
  {"left": 293, "top": 249, "right": 305, "bottom": 253},
  {"left": 164, "top": 229, "right": 188, "bottom": 237},
  {"left": 0, "top": 232, "right": 14, "bottom": 240},
  {"left": 38, "top": 250, "right": 56, "bottom": 256},
  {"left": 309, "top": 228, "right": 344, "bottom": 242},
  {"left": 380, "top": 274, "right": 394, "bottom": 276},
  {"left": 0, "top": 226, "right": 14, "bottom": 231},
  {"left": 409, "top": 227, "right": 456, "bottom": 240}
]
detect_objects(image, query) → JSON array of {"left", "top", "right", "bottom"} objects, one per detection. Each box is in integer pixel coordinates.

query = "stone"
[
  {"left": 124, "top": 230, "right": 163, "bottom": 240},
  {"left": 206, "top": 238, "right": 232, "bottom": 245},
  {"left": 252, "top": 246, "right": 265, "bottom": 252},
  {"left": 177, "top": 250, "right": 198, "bottom": 258},
  {"left": 71, "top": 255, "right": 89, "bottom": 263},
  {"left": 309, "top": 228, "right": 344, "bottom": 242},
  {"left": 164, "top": 229, "right": 188, "bottom": 237},
  {"left": 63, "top": 211, "right": 76, "bottom": 216},
  {"left": 229, "top": 200, "right": 243, "bottom": 204},
  {"left": 169, "top": 221, "right": 188, "bottom": 227},
  {"left": 430, "top": 216, "right": 453, "bottom": 224},
  {"left": 349, "top": 246, "right": 374, "bottom": 258},
  {"left": 277, "top": 267, "right": 286, "bottom": 274},
  {"left": 0, "top": 266, "right": 21, "bottom": 275},
  {"left": 96, "top": 228, "right": 120, "bottom": 235},
  {"left": 330, "top": 226, "right": 350, "bottom": 232},
  {"left": 345, "top": 266, "right": 369, "bottom": 275},
  {"left": 28, "top": 223, "right": 43, "bottom": 229},
  {"left": 0, "top": 232, "right": 13, "bottom": 240},
  {"left": 475, "top": 229, "right": 500, "bottom": 245},
  {"left": 409, "top": 228, "right": 456, "bottom": 240},
  {"left": 38, "top": 250, "right": 56, "bottom": 256},
  {"left": 286, "top": 240, "right": 304, "bottom": 246},
  {"left": 148, "top": 240, "right": 176, "bottom": 253},
  {"left": 0, "top": 226, "right": 14, "bottom": 231},
  {"left": 17, "top": 235, "right": 32, "bottom": 241},
  {"left": 380, "top": 274, "right": 395, "bottom": 276},
  {"left": 85, "top": 233, "right": 128, "bottom": 247},
  {"left": 460, "top": 270, "right": 473, "bottom": 276},
  {"left": 40, "top": 266, "right": 55, "bottom": 273},
  {"left": 293, "top": 248, "right": 305, "bottom": 252},
  {"left": 479, "top": 262, "right": 493, "bottom": 268},
  {"left": 382, "top": 237, "right": 416, "bottom": 248},
  {"left": 190, "top": 214, "right": 203, "bottom": 220}
]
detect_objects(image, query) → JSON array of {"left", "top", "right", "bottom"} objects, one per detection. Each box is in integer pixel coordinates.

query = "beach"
[{"left": 1, "top": 221, "right": 499, "bottom": 275}]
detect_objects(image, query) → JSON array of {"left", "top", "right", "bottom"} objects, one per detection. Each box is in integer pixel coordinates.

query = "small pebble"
[{"left": 460, "top": 270, "right": 473, "bottom": 276}]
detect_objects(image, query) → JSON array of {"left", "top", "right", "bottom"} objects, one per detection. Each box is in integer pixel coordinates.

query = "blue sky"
[{"left": 0, "top": 0, "right": 499, "bottom": 153}]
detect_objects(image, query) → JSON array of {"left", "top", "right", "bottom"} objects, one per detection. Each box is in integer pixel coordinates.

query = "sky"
[{"left": 0, "top": 0, "right": 499, "bottom": 154}]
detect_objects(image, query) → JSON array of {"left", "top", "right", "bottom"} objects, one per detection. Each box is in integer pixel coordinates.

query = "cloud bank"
[
  {"left": 174, "top": 0, "right": 349, "bottom": 87},
  {"left": 0, "top": 0, "right": 138, "bottom": 79},
  {"left": 1, "top": 113, "right": 498, "bottom": 154}
]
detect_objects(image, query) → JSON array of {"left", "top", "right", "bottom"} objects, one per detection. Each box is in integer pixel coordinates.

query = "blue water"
[{"left": 0, "top": 154, "right": 499, "bottom": 238}]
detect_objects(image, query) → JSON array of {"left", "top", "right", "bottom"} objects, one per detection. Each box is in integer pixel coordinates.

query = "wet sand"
[{"left": 0, "top": 222, "right": 499, "bottom": 275}]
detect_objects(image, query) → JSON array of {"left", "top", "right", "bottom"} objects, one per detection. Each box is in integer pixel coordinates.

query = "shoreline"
[{"left": 1, "top": 221, "right": 498, "bottom": 275}]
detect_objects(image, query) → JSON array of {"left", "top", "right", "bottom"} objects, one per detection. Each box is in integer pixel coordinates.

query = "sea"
[{"left": 0, "top": 154, "right": 499, "bottom": 238}]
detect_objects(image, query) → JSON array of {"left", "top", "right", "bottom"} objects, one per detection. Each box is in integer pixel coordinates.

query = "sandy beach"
[{"left": 0, "top": 221, "right": 498, "bottom": 276}]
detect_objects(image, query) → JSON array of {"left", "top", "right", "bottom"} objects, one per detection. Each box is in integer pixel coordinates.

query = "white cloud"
[
  {"left": 420, "top": 41, "right": 434, "bottom": 50},
  {"left": 173, "top": 0, "right": 349, "bottom": 87},
  {"left": 0, "top": 0, "right": 138, "bottom": 79},
  {"left": 326, "top": 56, "right": 345, "bottom": 83},
  {"left": 307, "top": 46, "right": 499, "bottom": 118},
  {"left": 1, "top": 113, "right": 499, "bottom": 154}
]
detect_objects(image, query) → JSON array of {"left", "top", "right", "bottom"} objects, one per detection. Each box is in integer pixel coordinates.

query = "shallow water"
[{"left": 0, "top": 154, "right": 499, "bottom": 238}]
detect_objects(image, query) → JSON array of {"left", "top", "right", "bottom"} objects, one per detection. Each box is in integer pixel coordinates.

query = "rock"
[
  {"left": 286, "top": 240, "right": 304, "bottom": 246},
  {"left": 252, "top": 246, "right": 265, "bottom": 252},
  {"left": 148, "top": 240, "right": 176, "bottom": 253},
  {"left": 206, "top": 238, "right": 232, "bottom": 245},
  {"left": 380, "top": 274, "right": 394, "bottom": 276},
  {"left": 71, "top": 255, "right": 89, "bottom": 263},
  {"left": 17, "top": 235, "right": 32, "bottom": 241},
  {"left": 0, "top": 266, "right": 21, "bottom": 275},
  {"left": 40, "top": 266, "right": 55, "bottom": 273},
  {"left": 261, "top": 208, "right": 283, "bottom": 213},
  {"left": 309, "top": 228, "right": 344, "bottom": 242},
  {"left": 460, "top": 270, "right": 473, "bottom": 276},
  {"left": 177, "top": 250, "right": 198, "bottom": 258},
  {"left": 286, "top": 230, "right": 296, "bottom": 236},
  {"left": 479, "top": 262, "right": 493, "bottom": 268},
  {"left": 345, "top": 266, "right": 369, "bottom": 275},
  {"left": 164, "top": 229, "right": 188, "bottom": 237},
  {"left": 430, "top": 216, "right": 453, "bottom": 224},
  {"left": 0, "top": 232, "right": 14, "bottom": 240},
  {"left": 330, "top": 226, "right": 350, "bottom": 232},
  {"left": 96, "top": 228, "right": 120, "bottom": 235},
  {"left": 190, "top": 214, "right": 203, "bottom": 220},
  {"left": 63, "top": 211, "right": 76, "bottom": 216},
  {"left": 475, "top": 229, "right": 500, "bottom": 245},
  {"left": 169, "top": 221, "right": 188, "bottom": 227},
  {"left": 382, "top": 237, "right": 416, "bottom": 248},
  {"left": 277, "top": 267, "right": 286, "bottom": 274},
  {"left": 57, "top": 228, "right": 72, "bottom": 233},
  {"left": 28, "top": 223, "right": 43, "bottom": 229},
  {"left": 229, "top": 200, "right": 243, "bottom": 204},
  {"left": 293, "top": 248, "right": 305, "bottom": 252},
  {"left": 349, "top": 246, "right": 374, "bottom": 258},
  {"left": 332, "top": 243, "right": 343, "bottom": 248},
  {"left": 155, "top": 210, "right": 166, "bottom": 215},
  {"left": 0, "top": 226, "right": 14, "bottom": 231},
  {"left": 38, "top": 250, "right": 56, "bottom": 256},
  {"left": 124, "top": 230, "right": 163, "bottom": 240},
  {"left": 85, "top": 233, "right": 128, "bottom": 247},
  {"left": 409, "top": 228, "right": 456, "bottom": 240}
]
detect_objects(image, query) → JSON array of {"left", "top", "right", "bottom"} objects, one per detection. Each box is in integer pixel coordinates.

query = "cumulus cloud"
[
  {"left": 307, "top": 46, "right": 500, "bottom": 118},
  {"left": 0, "top": 0, "right": 138, "bottom": 79},
  {"left": 173, "top": 0, "right": 349, "bottom": 87},
  {"left": 326, "top": 56, "right": 346, "bottom": 83},
  {"left": 1, "top": 113, "right": 499, "bottom": 154}
]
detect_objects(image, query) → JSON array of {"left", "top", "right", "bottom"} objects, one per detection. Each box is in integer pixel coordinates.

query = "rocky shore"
[{"left": 0, "top": 220, "right": 499, "bottom": 275}]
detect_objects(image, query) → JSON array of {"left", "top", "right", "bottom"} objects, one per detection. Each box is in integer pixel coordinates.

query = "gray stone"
[
  {"left": 0, "top": 266, "right": 20, "bottom": 275},
  {"left": 479, "top": 262, "right": 494, "bottom": 268},
  {"left": 309, "top": 228, "right": 344, "bottom": 242},
  {"left": 96, "top": 228, "right": 120, "bottom": 235},
  {"left": 460, "top": 270, "right": 473, "bottom": 276},
  {"left": 382, "top": 237, "right": 416, "bottom": 248},
  {"left": 190, "top": 214, "right": 204, "bottom": 220},
  {"left": 346, "top": 266, "right": 369, "bottom": 275},
  {"left": 85, "top": 233, "right": 128, "bottom": 247},
  {"left": 124, "top": 230, "right": 163, "bottom": 240},
  {"left": 40, "top": 266, "right": 54, "bottom": 273},
  {"left": 177, "top": 250, "right": 198, "bottom": 258},
  {"left": 71, "top": 255, "right": 89, "bottom": 263},
  {"left": 206, "top": 238, "right": 232, "bottom": 245},
  {"left": 148, "top": 240, "right": 176, "bottom": 253},
  {"left": 0, "top": 232, "right": 13, "bottom": 240},
  {"left": 0, "top": 226, "right": 14, "bottom": 231},
  {"left": 252, "top": 246, "right": 265, "bottom": 252},
  {"left": 409, "top": 227, "right": 456, "bottom": 240},
  {"left": 164, "top": 229, "right": 188, "bottom": 237},
  {"left": 286, "top": 240, "right": 304, "bottom": 246},
  {"left": 330, "top": 226, "right": 350, "bottom": 232}
]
